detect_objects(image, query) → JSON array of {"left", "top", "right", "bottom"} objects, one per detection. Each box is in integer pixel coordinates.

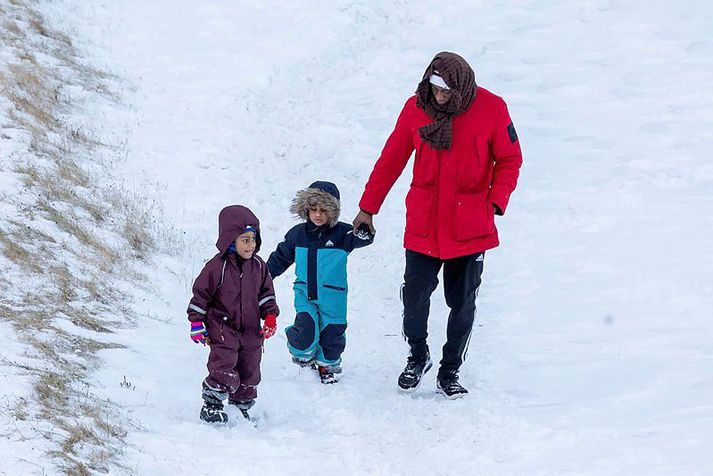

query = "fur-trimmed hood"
[{"left": 290, "top": 181, "right": 341, "bottom": 227}]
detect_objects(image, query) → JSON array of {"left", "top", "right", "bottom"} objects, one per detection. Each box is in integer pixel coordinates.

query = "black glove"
[{"left": 355, "top": 223, "right": 373, "bottom": 240}]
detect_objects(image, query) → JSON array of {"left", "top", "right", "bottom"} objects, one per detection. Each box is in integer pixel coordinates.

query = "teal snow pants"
[{"left": 285, "top": 280, "right": 347, "bottom": 367}]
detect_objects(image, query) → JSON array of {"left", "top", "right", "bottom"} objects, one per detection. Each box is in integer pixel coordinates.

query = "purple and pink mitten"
[{"left": 190, "top": 321, "right": 208, "bottom": 345}]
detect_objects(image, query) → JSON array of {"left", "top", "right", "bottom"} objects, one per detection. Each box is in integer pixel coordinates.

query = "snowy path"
[{"left": 51, "top": 1, "right": 713, "bottom": 474}]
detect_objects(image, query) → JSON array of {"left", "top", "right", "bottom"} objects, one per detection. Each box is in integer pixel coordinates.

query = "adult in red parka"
[{"left": 353, "top": 52, "right": 522, "bottom": 399}]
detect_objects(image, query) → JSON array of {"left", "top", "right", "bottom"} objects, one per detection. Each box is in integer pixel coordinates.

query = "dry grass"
[
  {"left": 31, "top": 162, "right": 107, "bottom": 222},
  {"left": 5, "top": 63, "right": 62, "bottom": 133},
  {"left": 1, "top": 2, "right": 159, "bottom": 474},
  {"left": 68, "top": 309, "right": 115, "bottom": 334},
  {"left": 51, "top": 263, "right": 77, "bottom": 304},
  {"left": 36, "top": 200, "right": 95, "bottom": 247},
  {"left": 8, "top": 396, "right": 30, "bottom": 422},
  {"left": 124, "top": 210, "right": 156, "bottom": 259},
  {"left": 0, "top": 229, "right": 38, "bottom": 272},
  {"left": 55, "top": 153, "right": 92, "bottom": 188},
  {"left": 3, "top": 18, "right": 22, "bottom": 37}
]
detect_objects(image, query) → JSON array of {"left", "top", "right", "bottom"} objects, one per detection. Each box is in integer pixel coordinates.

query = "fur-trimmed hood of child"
[{"left": 289, "top": 181, "right": 341, "bottom": 227}]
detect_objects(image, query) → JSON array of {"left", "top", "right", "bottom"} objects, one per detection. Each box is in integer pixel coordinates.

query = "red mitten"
[{"left": 262, "top": 314, "right": 277, "bottom": 339}]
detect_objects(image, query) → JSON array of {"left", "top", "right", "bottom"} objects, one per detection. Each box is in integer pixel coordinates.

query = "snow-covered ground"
[{"left": 7, "top": 0, "right": 713, "bottom": 474}]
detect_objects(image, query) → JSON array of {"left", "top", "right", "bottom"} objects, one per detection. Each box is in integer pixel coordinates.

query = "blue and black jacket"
[{"left": 267, "top": 220, "right": 373, "bottom": 300}]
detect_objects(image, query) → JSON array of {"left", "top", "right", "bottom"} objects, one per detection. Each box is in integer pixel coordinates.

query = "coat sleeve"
[
  {"left": 267, "top": 229, "right": 296, "bottom": 278},
  {"left": 258, "top": 260, "right": 280, "bottom": 318},
  {"left": 488, "top": 99, "right": 523, "bottom": 215},
  {"left": 358, "top": 98, "right": 416, "bottom": 215},
  {"left": 187, "top": 259, "right": 220, "bottom": 322}
]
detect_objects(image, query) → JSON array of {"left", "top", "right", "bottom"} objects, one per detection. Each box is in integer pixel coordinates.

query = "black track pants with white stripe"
[{"left": 402, "top": 249, "right": 484, "bottom": 373}]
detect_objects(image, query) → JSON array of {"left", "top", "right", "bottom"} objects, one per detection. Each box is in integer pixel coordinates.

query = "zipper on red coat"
[{"left": 433, "top": 149, "right": 442, "bottom": 256}]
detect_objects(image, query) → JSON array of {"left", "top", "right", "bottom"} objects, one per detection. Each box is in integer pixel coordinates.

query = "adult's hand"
[{"left": 353, "top": 210, "right": 375, "bottom": 235}]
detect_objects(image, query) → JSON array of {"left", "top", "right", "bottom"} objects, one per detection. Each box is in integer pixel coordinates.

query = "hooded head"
[
  {"left": 415, "top": 51, "right": 477, "bottom": 151},
  {"left": 216, "top": 205, "right": 261, "bottom": 255},
  {"left": 289, "top": 181, "right": 341, "bottom": 227}
]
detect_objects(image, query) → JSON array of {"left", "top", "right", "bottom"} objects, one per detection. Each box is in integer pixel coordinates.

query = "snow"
[{"left": 4, "top": 0, "right": 713, "bottom": 474}]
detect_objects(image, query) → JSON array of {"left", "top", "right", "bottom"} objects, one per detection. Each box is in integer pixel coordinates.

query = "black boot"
[
  {"left": 200, "top": 401, "right": 228, "bottom": 424},
  {"left": 436, "top": 370, "right": 468, "bottom": 399},
  {"left": 397, "top": 353, "right": 432, "bottom": 393},
  {"left": 292, "top": 356, "right": 316, "bottom": 369},
  {"left": 317, "top": 365, "right": 342, "bottom": 384},
  {"left": 228, "top": 399, "right": 255, "bottom": 420}
]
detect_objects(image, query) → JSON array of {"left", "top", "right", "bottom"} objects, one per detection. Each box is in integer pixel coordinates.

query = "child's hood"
[
  {"left": 216, "top": 205, "right": 261, "bottom": 255},
  {"left": 290, "top": 181, "right": 341, "bottom": 227}
]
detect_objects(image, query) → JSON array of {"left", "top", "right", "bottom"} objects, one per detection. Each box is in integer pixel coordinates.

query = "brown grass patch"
[
  {"left": 1, "top": 2, "right": 155, "bottom": 473},
  {"left": 0, "top": 228, "right": 42, "bottom": 273}
]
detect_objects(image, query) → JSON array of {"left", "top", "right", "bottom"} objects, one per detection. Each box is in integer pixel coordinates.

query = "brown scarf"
[{"left": 416, "top": 52, "right": 477, "bottom": 151}]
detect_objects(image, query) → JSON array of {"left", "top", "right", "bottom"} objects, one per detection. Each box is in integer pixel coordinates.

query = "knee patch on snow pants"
[
  {"left": 316, "top": 323, "right": 347, "bottom": 366},
  {"left": 286, "top": 311, "right": 317, "bottom": 353},
  {"left": 286, "top": 313, "right": 348, "bottom": 366}
]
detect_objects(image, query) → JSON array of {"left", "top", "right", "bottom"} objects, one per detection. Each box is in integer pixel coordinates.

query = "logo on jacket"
[
  {"left": 325, "top": 240, "right": 334, "bottom": 247},
  {"left": 507, "top": 123, "right": 518, "bottom": 143}
]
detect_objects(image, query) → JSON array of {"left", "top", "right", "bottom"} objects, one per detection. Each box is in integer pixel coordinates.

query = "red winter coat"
[{"left": 359, "top": 87, "right": 523, "bottom": 259}]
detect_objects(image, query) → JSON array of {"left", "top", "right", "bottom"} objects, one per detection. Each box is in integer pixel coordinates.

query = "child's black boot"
[
  {"left": 200, "top": 389, "right": 228, "bottom": 424},
  {"left": 200, "top": 400, "right": 228, "bottom": 424},
  {"left": 228, "top": 398, "right": 255, "bottom": 420},
  {"left": 317, "top": 364, "right": 342, "bottom": 384},
  {"left": 291, "top": 356, "right": 316, "bottom": 369}
]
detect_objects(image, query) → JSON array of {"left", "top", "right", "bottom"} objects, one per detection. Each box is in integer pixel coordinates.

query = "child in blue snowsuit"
[{"left": 267, "top": 181, "right": 373, "bottom": 383}]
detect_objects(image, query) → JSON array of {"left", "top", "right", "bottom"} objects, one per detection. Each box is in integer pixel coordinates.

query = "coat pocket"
[
  {"left": 457, "top": 136, "right": 491, "bottom": 192},
  {"left": 454, "top": 190, "right": 494, "bottom": 241},
  {"left": 205, "top": 312, "right": 231, "bottom": 344},
  {"left": 323, "top": 284, "right": 347, "bottom": 292},
  {"left": 405, "top": 186, "right": 434, "bottom": 238}
]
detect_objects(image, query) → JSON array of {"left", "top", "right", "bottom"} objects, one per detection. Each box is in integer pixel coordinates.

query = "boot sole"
[
  {"left": 435, "top": 386, "right": 468, "bottom": 400},
  {"left": 397, "top": 361, "right": 433, "bottom": 393},
  {"left": 200, "top": 416, "right": 229, "bottom": 424}
]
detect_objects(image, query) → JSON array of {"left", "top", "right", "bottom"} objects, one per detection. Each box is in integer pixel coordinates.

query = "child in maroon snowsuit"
[{"left": 187, "top": 205, "right": 279, "bottom": 424}]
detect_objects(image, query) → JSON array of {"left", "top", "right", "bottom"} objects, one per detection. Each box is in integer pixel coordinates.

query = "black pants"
[{"left": 402, "top": 249, "right": 484, "bottom": 374}]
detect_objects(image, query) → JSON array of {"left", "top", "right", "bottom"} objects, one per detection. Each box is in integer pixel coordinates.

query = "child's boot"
[
  {"left": 200, "top": 400, "right": 228, "bottom": 424},
  {"left": 292, "top": 356, "right": 316, "bottom": 369},
  {"left": 200, "top": 389, "right": 228, "bottom": 424},
  {"left": 228, "top": 398, "right": 255, "bottom": 420},
  {"left": 317, "top": 364, "right": 342, "bottom": 384}
]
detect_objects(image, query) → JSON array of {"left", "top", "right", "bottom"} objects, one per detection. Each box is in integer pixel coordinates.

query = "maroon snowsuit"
[{"left": 187, "top": 205, "right": 279, "bottom": 402}]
